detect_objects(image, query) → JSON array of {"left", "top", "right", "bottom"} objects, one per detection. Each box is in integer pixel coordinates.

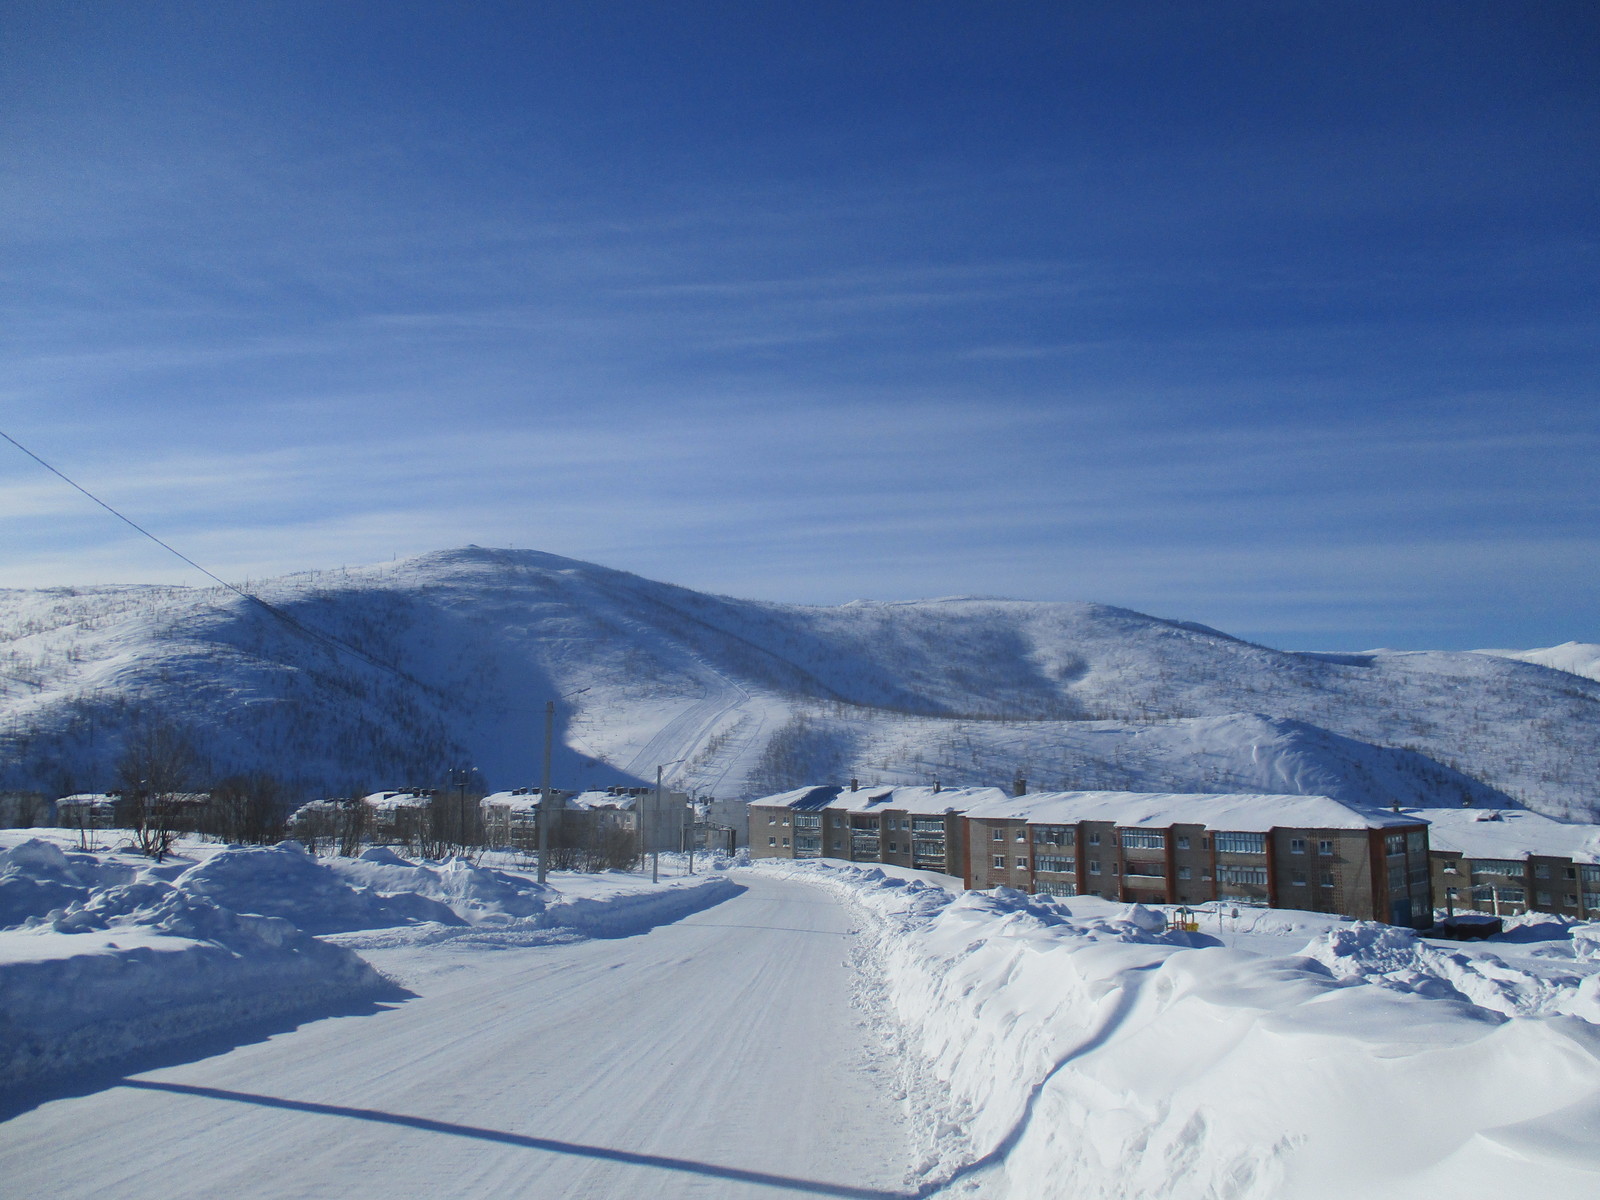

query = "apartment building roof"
[
  {"left": 1402, "top": 807, "right": 1600, "bottom": 865},
  {"left": 964, "top": 790, "right": 1421, "bottom": 832},
  {"left": 754, "top": 784, "right": 1008, "bottom": 815}
]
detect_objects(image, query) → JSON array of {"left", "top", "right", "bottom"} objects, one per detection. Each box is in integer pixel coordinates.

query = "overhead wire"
[{"left": 0, "top": 427, "right": 433, "bottom": 691}]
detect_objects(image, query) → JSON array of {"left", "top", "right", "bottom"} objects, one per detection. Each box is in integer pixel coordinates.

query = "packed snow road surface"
[{"left": 0, "top": 874, "right": 913, "bottom": 1200}]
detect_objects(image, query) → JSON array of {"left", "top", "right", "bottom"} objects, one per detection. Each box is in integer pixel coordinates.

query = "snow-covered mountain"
[{"left": 1, "top": 546, "right": 1595, "bottom": 817}]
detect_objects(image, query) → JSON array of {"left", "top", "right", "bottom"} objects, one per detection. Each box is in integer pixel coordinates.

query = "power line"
[{"left": 1, "top": 427, "right": 431, "bottom": 691}]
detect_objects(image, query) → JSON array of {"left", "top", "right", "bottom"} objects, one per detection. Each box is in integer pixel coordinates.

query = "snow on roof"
[
  {"left": 964, "top": 791, "right": 1420, "bottom": 831},
  {"left": 362, "top": 790, "right": 432, "bottom": 811},
  {"left": 1402, "top": 807, "right": 1600, "bottom": 864},
  {"left": 752, "top": 785, "right": 1010, "bottom": 815},
  {"left": 566, "top": 790, "right": 639, "bottom": 811},
  {"left": 480, "top": 789, "right": 584, "bottom": 813},
  {"left": 57, "top": 793, "right": 118, "bottom": 805}
]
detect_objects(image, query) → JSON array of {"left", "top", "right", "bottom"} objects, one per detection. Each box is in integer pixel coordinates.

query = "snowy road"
[{"left": 0, "top": 874, "right": 914, "bottom": 1199}]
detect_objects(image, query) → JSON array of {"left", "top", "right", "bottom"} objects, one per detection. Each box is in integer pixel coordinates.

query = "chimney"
[
  {"left": 1013, "top": 774, "right": 1027, "bottom": 797},
  {"left": 932, "top": 778, "right": 941, "bottom": 793},
  {"left": 849, "top": 777, "right": 859, "bottom": 792}
]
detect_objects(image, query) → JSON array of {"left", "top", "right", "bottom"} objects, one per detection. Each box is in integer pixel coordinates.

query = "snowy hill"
[
  {"left": 1, "top": 546, "right": 1595, "bottom": 817},
  {"left": 1474, "top": 641, "right": 1600, "bottom": 683}
]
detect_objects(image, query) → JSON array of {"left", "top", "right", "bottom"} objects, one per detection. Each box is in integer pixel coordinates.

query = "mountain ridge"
[{"left": 1, "top": 547, "right": 1594, "bottom": 819}]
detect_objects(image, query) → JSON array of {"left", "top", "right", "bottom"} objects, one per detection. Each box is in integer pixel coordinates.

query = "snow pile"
[
  {"left": 1302, "top": 921, "right": 1587, "bottom": 1018},
  {"left": 175, "top": 843, "right": 465, "bottom": 933},
  {"left": 762, "top": 861, "right": 1600, "bottom": 1199},
  {"left": 0, "top": 861, "right": 387, "bottom": 1085},
  {"left": 0, "top": 838, "right": 138, "bottom": 927},
  {"left": 324, "top": 846, "right": 548, "bottom": 925}
]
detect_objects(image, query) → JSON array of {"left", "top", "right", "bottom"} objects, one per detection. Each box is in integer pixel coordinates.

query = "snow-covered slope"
[
  {"left": 0, "top": 547, "right": 1595, "bottom": 817},
  {"left": 1475, "top": 642, "right": 1600, "bottom": 683}
]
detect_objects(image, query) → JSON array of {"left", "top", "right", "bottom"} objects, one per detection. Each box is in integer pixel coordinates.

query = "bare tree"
[
  {"left": 205, "top": 773, "right": 289, "bottom": 844},
  {"left": 115, "top": 718, "right": 203, "bottom": 861}
]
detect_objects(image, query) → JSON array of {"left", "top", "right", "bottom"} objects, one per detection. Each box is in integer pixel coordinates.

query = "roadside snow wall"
[
  {"left": 762, "top": 862, "right": 1600, "bottom": 1200},
  {"left": 0, "top": 870, "right": 386, "bottom": 1086}
]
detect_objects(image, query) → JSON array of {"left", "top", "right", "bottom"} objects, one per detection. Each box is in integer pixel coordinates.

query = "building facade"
[
  {"left": 748, "top": 784, "right": 1005, "bottom": 877},
  {"left": 963, "top": 792, "right": 1432, "bottom": 927},
  {"left": 1410, "top": 807, "right": 1600, "bottom": 919},
  {"left": 749, "top": 786, "right": 1434, "bottom": 928}
]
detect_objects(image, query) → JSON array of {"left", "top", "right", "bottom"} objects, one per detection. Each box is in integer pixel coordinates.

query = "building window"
[
  {"left": 1176, "top": 836, "right": 1190, "bottom": 850},
  {"left": 1036, "top": 855, "right": 1075, "bottom": 873},
  {"left": 992, "top": 829, "right": 1005, "bottom": 842},
  {"left": 768, "top": 815, "right": 777, "bottom": 824},
  {"left": 1016, "top": 830, "right": 1027, "bottom": 842},
  {"left": 768, "top": 837, "right": 776, "bottom": 846},
  {"left": 832, "top": 841, "right": 842, "bottom": 850},
  {"left": 1037, "top": 879, "right": 1076, "bottom": 897},
  {"left": 1120, "top": 830, "right": 1166, "bottom": 850},
  {"left": 1088, "top": 832, "right": 1101, "bottom": 846},
  {"left": 1289, "top": 838, "right": 1306, "bottom": 855},
  {"left": 1442, "top": 860, "right": 1458, "bottom": 874},
  {"left": 1385, "top": 834, "right": 1405, "bottom": 857},
  {"left": 1124, "top": 861, "right": 1165, "bottom": 878},
  {"left": 1317, "top": 840, "right": 1333, "bottom": 856},
  {"left": 1033, "top": 825, "right": 1074, "bottom": 846},
  {"left": 1088, "top": 860, "right": 1101, "bottom": 875},
  {"left": 1537, "top": 891, "right": 1553, "bottom": 907},
  {"left": 1216, "top": 864, "right": 1268, "bottom": 886},
  {"left": 1473, "top": 859, "right": 1526, "bottom": 877},
  {"left": 1496, "top": 888, "right": 1526, "bottom": 904},
  {"left": 1214, "top": 832, "right": 1266, "bottom": 855},
  {"left": 1177, "top": 866, "right": 1191, "bottom": 881},
  {"left": 781, "top": 838, "right": 790, "bottom": 847},
  {"left": 993, "top": 855, "right": 1006, "bottom": 869},
  {"left": 1291, "top": 870, "right": 1307, "bottom": 886},
  {"left": 1016, "top": 857, "right": 1027, "bottom": 869},
  {"left": 1320, "top": 870, "right": 1334, "bottom": 888},
  {"left": 1535, "top": 864, "right": 1551, "bottom": 879},
  {"left": 1565, "top": 894, "right": 1578, "bottom": 907},
  {"left": 796, "top": 836, "right": 820, "bottom": 852},
  {"left": 795, "top": 813, "right": 821, "bottom": 829},
  {"left": 887, "top": 842, "right": 897, "bottom": 852}
]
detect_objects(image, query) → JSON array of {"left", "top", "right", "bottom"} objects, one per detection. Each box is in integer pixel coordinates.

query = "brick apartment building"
[
  {"left": 750, "top": 786, "right": 1434, "bottom": 927},
  {"left": 964, "top": 792, "right": 1432, "bottom": 927},
  {"left": 1408, "top": 806, "right": 1600, "bottom": 919}
]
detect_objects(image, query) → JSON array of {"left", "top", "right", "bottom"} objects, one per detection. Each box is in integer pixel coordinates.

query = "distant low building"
[
  {"left": 55, "top": 792, "right": 121, "bottom": 830},
  {"left": 479, "top": 785, "right": 690, "bottom": 856},
  {"left": 1407, "top": 807, "right": 1600, "bottom": 919},
  {"left": 749, "top": 784, "right": 1007, "bottom": 878}
]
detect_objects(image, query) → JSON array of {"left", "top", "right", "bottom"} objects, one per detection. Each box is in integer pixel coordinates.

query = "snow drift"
[{"left": 764, "top": 861, "right": 1600, "bottom": 1199}]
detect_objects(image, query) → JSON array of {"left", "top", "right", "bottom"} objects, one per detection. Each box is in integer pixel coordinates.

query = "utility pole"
[
  {"left": 651, "top": 757, "right": 686, "bottom": 884},
  {"left": 652, "top": 763, "right": 663, "bottom": 884},
  {"left": 538, "top": 700, "right": 554, "bottom": 885}
]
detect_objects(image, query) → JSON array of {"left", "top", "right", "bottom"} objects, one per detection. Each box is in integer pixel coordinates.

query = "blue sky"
[{"left": 2, "top": 1, "right": 1596, "bottom": 650}]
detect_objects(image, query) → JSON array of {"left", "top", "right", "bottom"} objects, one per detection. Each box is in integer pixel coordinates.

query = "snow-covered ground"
[
  {"left": 5, "top": 829, "right": 1600, "bottom": 1198},
  {"left": 0, "top": 830, "right": 737, "bottom": 1087},
  {"left": 762, "top": 859, "right": 1600, "bottom": 1199},
  {"left": 1, "top": 859, "right": 908, "bottom": 1200}
]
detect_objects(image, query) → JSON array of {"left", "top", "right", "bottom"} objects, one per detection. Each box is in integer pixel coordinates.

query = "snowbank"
[
  {"left": 760, "top": 861, "right": 1600, "bottom": 1200},
  {"left": 0, "top": 842, "right": 387, "bottom": 1085},
  {"left": 0, "top": 838, "right": 737, "bottom": 1086}
]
